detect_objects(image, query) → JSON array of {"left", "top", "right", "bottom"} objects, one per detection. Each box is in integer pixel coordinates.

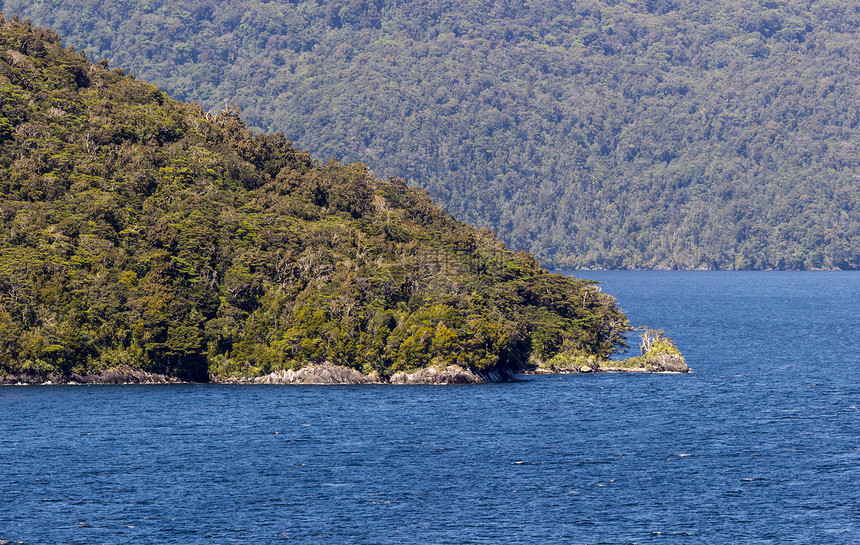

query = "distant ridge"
[{"left": 3, "top": 0, "right": 859, "bottom": 269}]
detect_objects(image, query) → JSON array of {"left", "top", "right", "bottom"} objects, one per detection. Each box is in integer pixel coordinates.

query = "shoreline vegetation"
[
  {"left": 1, "top": 329, "right": 688, "bottom": 385},
  {"left": 0, "top": 16, "right": 686, "bottom": 385},
  {"left": 0, "top": 354, "right": 690, "bottom": 386}
]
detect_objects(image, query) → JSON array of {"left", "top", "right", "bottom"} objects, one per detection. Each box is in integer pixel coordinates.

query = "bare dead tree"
[{"left": 637, "top": 327, "right": 666, "bottom": 355}]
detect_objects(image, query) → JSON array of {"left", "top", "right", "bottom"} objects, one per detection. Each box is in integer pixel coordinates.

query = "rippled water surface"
[{"left": 2, "top": 272, "right": 860, "bottom": 544}]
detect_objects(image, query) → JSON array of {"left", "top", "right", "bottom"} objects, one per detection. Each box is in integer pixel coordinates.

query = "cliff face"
[{"left": 0, "top": 16, "right": 631, "bottom": 383}]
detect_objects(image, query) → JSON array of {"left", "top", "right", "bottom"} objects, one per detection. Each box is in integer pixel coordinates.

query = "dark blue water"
[{"left": 2, "top": 272, "right": 859, "bottom": 544}]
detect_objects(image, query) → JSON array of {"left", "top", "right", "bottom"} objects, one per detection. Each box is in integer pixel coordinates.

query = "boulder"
[
  {"left": 71, "top": 366, "right": 179, "bottom": 384},
  {"left": 389, "top": 365, "right": 487, "bottom": 384},
  {"left": 249, "top": 364, "right": 377, "bottom": 385},
  {"left": 651, "top": 353, "right": 690, "bottom": 373}
]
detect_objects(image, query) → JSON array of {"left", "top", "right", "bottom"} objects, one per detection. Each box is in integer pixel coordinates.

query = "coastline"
[
  {"left": 0, "top": 358, "right": 689, "bottom": 386},
  {"left": 0, "top": 366, "right": 182, "bottom": 386}
]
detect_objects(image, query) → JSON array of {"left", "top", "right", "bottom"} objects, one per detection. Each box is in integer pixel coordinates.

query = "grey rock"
[
  {"left": 0, "top": 366, "right": 179, "bottom": 385},
  {"left": 246, "top": 364, "right": 378, "bottom": 385},
  {"left": 389, "top": 365, "right": 514, "bottom": 384},
  {"left": 651, "top": 354, "right": 690, "bottom": 373}
]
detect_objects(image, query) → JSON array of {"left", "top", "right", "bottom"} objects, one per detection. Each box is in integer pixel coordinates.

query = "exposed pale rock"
[
  {"left": 650, "top": 353, "right": 690, "bottom": 373},
  {"left": 246, "top": 364, "right": 378, "bottom": 385},
  {"left": 389, "top": 365, "right": 487, "bottom": 384},
  {"left": 73, "top": 366, "right": 179, "bottom": 384}
]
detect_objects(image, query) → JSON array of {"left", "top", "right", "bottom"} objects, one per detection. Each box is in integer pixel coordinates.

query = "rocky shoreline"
[
  {"left": 0, "top": 365, "right": 182, "bottom": 385},
  {"left": 528, "top": 353, "right": 690, "bottom": 375},
  {"left": 216, "top": 364, "right": 518, "bottom": 385},
  {"left": 1, "top": 357, "right": 688, "bottom": 386}
]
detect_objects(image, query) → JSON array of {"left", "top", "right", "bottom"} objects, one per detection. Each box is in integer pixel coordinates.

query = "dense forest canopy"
[
  {"left": 2, "top": 0, "right": 859, "bottom": 269},
  {"left": 0, "top": 16, "right": 629, "bottom": 381}
]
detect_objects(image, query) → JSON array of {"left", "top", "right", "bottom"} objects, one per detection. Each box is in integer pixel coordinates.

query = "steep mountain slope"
[
  {"left": 0, "top": 16, "right": 630, "bottom": 382},
  {"left": 3, "top": 0, "right": 859, "bottom": 269}
]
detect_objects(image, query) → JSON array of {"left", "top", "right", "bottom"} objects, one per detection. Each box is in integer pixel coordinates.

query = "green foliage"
[
  {"left": 0, "top": 116, "right": 13, "bottom": 140},
  {"left": 0, "top": 16, "right": 630, "bottom": 380},
  {"left": 543, "top": 351, "right": 600, "bottom": 371},
  {"left": 645, "top": 339, "right": 682, "bottom": 358},
  {"left": 4, "top": 1, "right": 860, "bottom": 269},
  {"left": 613, "top": 331, "right": 684, "bottom": 370}
]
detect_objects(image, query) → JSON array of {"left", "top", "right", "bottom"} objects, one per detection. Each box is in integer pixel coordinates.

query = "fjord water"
[{"left": 2, "top": 272, "right": 859, "bottom": 544}]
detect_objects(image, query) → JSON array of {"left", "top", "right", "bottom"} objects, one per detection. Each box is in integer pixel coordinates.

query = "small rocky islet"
[{"left": 0, "top": 16, "right": 686, "bottom": 386}]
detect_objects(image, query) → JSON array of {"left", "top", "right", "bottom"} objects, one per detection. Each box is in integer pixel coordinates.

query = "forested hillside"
[
  {"left": 0, "top": 16, "right": 629, "bottom": 381},
  {"left": 3, "top": 0, "right": 858, "bottom": 269}
]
